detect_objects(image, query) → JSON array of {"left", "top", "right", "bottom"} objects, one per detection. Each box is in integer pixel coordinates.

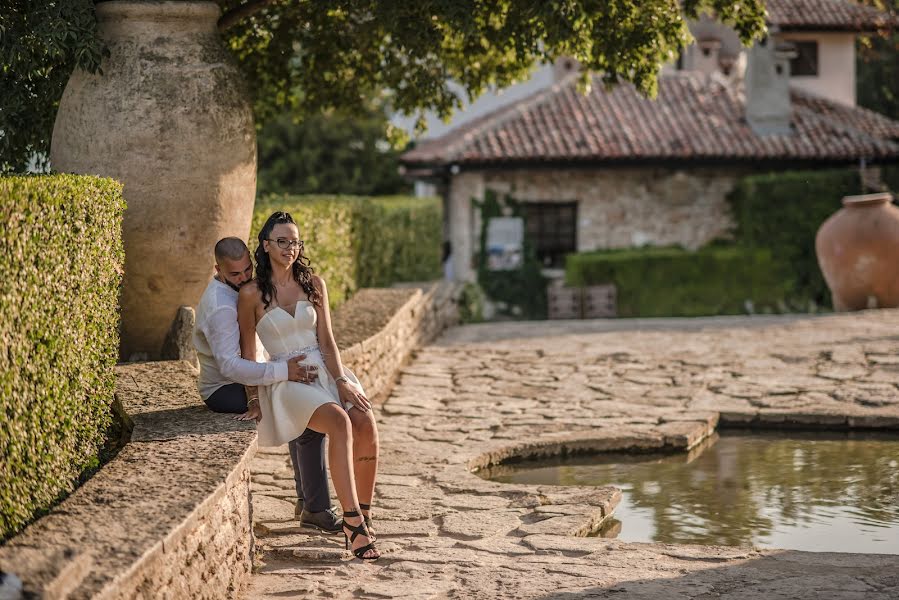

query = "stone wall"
[
  {"left": 0, "top": 361, "right": 257, "bottom": 600},
  {"left": 340, "top": 282, "right": 461, "bottom": 403},
  {"left": 448, "top": 166, "right": 749, "bottom": 281},
  {"left": 0, "top": 282, "right": 459, "bottom": 599}
]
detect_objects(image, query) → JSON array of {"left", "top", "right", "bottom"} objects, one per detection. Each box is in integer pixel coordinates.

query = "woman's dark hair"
[{"left": 254, "top": 211, "right": 322, "bottom": 308}]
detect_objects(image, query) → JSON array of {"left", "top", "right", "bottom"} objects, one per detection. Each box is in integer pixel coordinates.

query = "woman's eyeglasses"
[{"left": 267, "top": 238, "right": 304, "bottom": 250}]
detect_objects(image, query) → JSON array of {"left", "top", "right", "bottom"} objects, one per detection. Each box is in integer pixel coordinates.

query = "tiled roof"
[
  {"left": 400, "top": 72, "right": 899, "bottom": 167},
  {"left": 766, "top": 0, "right": 896, "bottom": 31}
]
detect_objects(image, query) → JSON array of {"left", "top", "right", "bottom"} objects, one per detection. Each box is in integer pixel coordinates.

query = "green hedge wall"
[
  {"left": 350, "top": 196, "right": 443, "bottom": 288},
  {"left": 726, "top": 168, "right": 862, "bottom": 306},
  {"left": 252, "top": 195, "right": 442, "bottom": 307},
  {"left": 566, "top": 246, "right": 793, "bottom": 317},
  {"left": 0, "top": 174, "right": 125, "bottom": 541}
]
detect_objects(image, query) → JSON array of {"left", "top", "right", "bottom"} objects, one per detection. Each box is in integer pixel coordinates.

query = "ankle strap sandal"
[
  {"left": 360, "top": 503, "right": 376, "bottom": 540},
  {"left": 342, "top": 510, "right": 379, "bottom": 560}
]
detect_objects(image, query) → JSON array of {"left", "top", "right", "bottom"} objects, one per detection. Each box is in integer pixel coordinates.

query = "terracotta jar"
[
  {"left": 51, "top": 1, "right": 256, "bottom": 360},
  {"left": 815, "top": 192, "right": 899, "bottom": 311}
]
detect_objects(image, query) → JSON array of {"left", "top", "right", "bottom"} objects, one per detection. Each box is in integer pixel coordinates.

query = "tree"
[
  {"left": 0, "top": 0, "right": 767, "bottom": 172},
  {"left": 857, "top": 1, "right": 899, "bottom": 120},
  {"left": 257, "top": 102, "right": 409, "bottom": 196},
  {"left": 0, "top": 1, "right": 105, "bottom": 172}
]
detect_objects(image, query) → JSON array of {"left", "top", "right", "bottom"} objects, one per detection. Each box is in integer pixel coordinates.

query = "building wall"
[
  {"left": 447, "top": 171, "right": 484, "bottom": 281},
  {"left": 780, "top": 32, "right": 856, "bottom": 106},
  {"left": 447, "top": 166, "right": 746, "bottom": 281}
]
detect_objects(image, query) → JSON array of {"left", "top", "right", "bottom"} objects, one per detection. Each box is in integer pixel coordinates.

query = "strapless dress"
[{"left": 254, "top": 300, "right": 364, "bottom": 447}]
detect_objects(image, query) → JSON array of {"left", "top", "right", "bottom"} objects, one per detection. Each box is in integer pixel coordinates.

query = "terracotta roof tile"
[
  {"left": 401, "top": 72, "right": 899, "bottom": 167},
  {"left": 766, "top": 0, "right": 896, "bottom": 31}
]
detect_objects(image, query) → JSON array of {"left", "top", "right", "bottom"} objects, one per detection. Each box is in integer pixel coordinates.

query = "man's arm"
[{"left": 205, "top": 305, "right": 288, "bottom": 385}]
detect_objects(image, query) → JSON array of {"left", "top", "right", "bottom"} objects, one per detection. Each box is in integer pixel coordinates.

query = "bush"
[
  {"left": 458, "top": 282, "right": 486, "bottom": 323},
  {"left": 252, "top": 195, "right": 442, "bottom": 307},
  {"left": 565, "top": 246, "right": 793, "bottom": 317},
  {"left": 726, "top": 168, "right": 862, "bottom": 306},
  {"left": 350, "top": 196, "right": 443, "bottom": 288},
  {"left": 884, "top": 165, "right": 899, "bottom": 196},
  {"left": 0, "top": 174, "right": 125, "bottom": 541}
]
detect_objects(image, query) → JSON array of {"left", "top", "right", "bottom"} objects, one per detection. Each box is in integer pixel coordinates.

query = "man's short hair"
[{"left": 214, "top": 237, "right": 250, "bottom": 263}]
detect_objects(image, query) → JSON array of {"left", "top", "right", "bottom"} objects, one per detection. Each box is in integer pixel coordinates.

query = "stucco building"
[{"left": 400, "top": 0, "right": 899, "bottom": 282}]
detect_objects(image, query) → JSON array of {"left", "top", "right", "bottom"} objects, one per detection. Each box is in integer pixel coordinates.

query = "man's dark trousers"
[
  {"left": 289, "top": 430, "right": 329, "bottom": 512},
  {"left": 206, "top": 382, "right": 329, "bottom": 511}
]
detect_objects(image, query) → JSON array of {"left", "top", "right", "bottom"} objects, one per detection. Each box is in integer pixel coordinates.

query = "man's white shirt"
[{"left": 194, "top": 277, "right": 288, "bottom": 400}]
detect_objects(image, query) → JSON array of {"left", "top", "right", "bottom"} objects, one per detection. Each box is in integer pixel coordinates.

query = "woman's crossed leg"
[{"left": 307, "top": 402, "right": 379, "bottom": 559}]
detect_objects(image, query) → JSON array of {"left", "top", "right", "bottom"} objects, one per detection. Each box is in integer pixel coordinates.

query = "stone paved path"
[{"left": 242, "top": 311, "right": 899, "bottom": 599}]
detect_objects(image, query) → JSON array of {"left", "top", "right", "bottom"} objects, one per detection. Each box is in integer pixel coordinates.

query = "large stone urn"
[
  {"left": 51, "top": 1, "right": 256, "bottom": 360},
  {"left": 815, "top": 192, "right": 899, "bottom": 311}
]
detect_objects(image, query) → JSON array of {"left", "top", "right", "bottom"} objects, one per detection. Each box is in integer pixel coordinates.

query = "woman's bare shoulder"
[
  {"left": 238, "top": 280, "right": 261, "bottom": 303},
  {"left": 310, "top": 274, "right": 326, "bottom": 291}
]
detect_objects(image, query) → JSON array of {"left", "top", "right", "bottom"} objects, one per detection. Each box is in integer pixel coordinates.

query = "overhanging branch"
[{"left": 218, "top": 0, "right": 278, "bottom": 32}]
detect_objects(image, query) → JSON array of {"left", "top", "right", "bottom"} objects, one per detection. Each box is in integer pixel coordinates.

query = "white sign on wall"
[{"left": 486, "top": 216, "right": 524, "bottom": 270}]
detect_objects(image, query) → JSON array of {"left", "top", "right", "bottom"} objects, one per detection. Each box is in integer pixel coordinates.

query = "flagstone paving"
[{"left": 242, "top": 311, "right": 899, "bottom": 599}]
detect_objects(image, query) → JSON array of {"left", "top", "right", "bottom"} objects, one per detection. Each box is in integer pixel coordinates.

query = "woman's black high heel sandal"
[
  {"left": 360, "top": 503, "right": 376, "bottom": 541},
  {"left": 342, "top": 510, "right": 379, "bottom": 560}
]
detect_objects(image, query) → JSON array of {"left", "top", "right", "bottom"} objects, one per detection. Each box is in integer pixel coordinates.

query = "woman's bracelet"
[{"left": 334, "top": 375, "right": 349, "bottom": 385}]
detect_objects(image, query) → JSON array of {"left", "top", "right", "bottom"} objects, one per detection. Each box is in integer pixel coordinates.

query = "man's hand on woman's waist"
[{"left": 287, "top": 354, "right": 318, "bottom": 384}]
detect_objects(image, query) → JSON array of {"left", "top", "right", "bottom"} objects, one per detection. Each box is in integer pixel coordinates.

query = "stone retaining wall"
[
  {"left": 0, "top": 281, "right": 460, "bottom": 599},
  {"left": 340, "top": 282, "right": 461, "bottom": 403}
]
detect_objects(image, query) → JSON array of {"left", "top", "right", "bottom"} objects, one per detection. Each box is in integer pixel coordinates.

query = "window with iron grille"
[
  {"left": 522, "top": 202, "right": 578, "bottom": 268},
  {"left": 790, "top": 41, "right": 818, "bottom": 76}
]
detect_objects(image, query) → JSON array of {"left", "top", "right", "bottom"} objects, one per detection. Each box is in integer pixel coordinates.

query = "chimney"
[
  {"left": 553, "top": 56, "right": 580, "bottom": 83},
  {"left": 745, "top": 35, "right": 797, "bottom": 136},
  {"left": 694, "top": 38, "right": 722, "bottom": 75}
]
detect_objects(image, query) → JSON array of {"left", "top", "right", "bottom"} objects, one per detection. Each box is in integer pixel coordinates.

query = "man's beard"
[{"left": 219, "top": 276, "right": 250, "bottom": 292}]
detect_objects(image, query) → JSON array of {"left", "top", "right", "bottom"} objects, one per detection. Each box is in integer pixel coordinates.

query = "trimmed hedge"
[
  {"left": 351, "top": 196, "right": 442, "bottom": 288},
  {"left": 565, "top": 246, "right": 793, "bottom": 317},
  {"left": 727, "top": 168, "right": 862, "bottom": 306},
  {"left": 251, "top": 195, "right": 442, "bottom": 307},
  {"left": 0, "top": 174, "right": 125, "bottom": 541}
]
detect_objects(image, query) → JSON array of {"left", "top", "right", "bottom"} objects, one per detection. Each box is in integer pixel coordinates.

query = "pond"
[{"left": 480, "top": 430, "right": 899, "bottom": 554}]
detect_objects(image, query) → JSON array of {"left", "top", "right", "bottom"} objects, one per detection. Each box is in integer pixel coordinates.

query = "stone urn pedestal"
[
  {"left": 815, "top": 192, "right": 899, "bottom": 311},
  {"left": 51, "top": 1, "right": 256, "bottom": 360}
]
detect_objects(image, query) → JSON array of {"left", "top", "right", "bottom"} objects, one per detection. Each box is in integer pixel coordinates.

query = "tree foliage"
[
  {"left": 0, "top": 0, "right": 767, "bottom": 172},
  {"left": 0, "top": 1, "right": 105, "bottom": 172},
  {"left": 219, "top": 0, "right": 766, "bottom": 134},
  {"left": 857, "top": 0, "right": 899, "bottom": 120},
  {"left": 257, "top": 103, "right": 409, "bottom": 196}
]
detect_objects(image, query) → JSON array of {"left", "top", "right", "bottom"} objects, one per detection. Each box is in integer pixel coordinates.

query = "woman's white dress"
[{"left": 255, "top": 300, "right": 364, "bottom": 447}]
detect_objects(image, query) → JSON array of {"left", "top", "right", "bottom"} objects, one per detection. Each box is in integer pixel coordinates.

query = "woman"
[{"left": 237, "top": 211, "right": 379, "bottom": 560}]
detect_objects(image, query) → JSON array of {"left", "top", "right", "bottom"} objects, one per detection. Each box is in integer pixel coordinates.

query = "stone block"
[
  {"left": 440, "top": 510, "right": 523, "bottom": 539},
  {"left": 160, "top": 305, "right": 198, "bottom": 368}
]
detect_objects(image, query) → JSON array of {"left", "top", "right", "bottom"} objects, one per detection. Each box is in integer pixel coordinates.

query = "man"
[{"left": 193, "top": 237, "right": 341, "bottom": 532}]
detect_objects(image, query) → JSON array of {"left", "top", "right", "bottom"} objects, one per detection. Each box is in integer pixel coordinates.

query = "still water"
[{"left": 481, "top": 430, "right": 899, "bottom": 554}]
